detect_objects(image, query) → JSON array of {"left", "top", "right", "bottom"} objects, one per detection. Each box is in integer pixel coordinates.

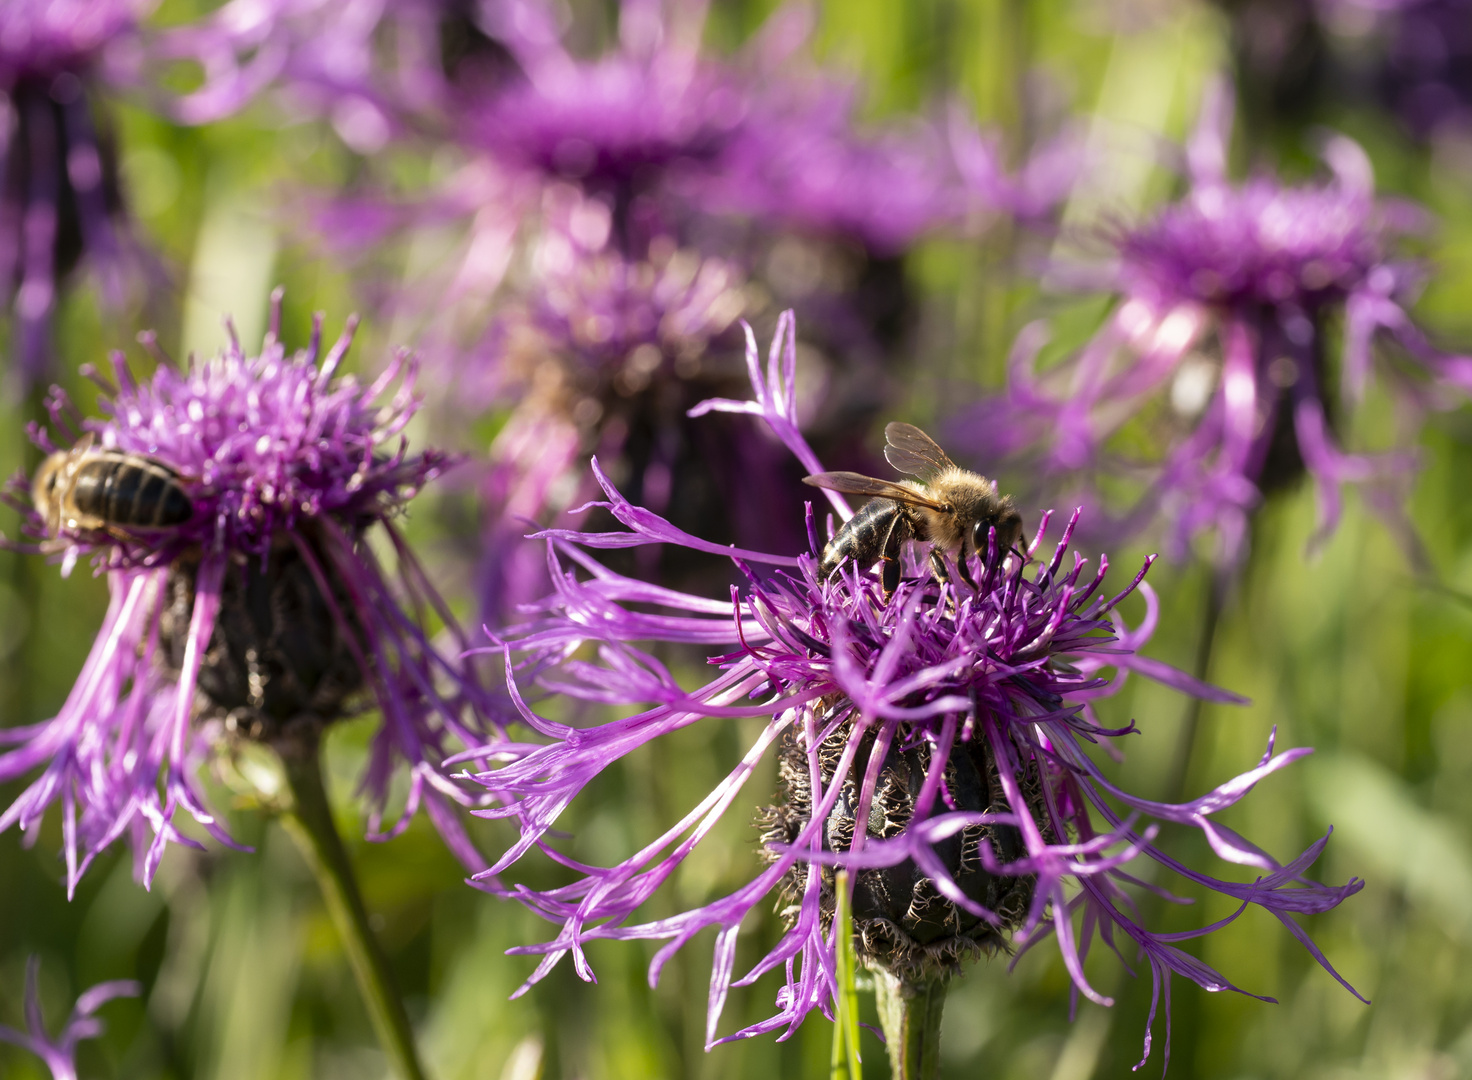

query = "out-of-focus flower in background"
[
  {"left": 1219, "top": 0, "right": 1472, "bottom": 149},
  {"left": 1349, "top": 0, "right": 1472, "bottom": 142},
  {"left": 303, "top": 0, "right": 1078, "bottom": 629},
  {"left": 462, "top": 317, "right": 1364, "bottom": 1068},
  {"left": 0, "top": 293, "right": 504, "bottom": 893},
  {"left": 155, "top": 0, "right": 487, "bottom": 149},
  {"left": 0, "top": 0, "right": 152, "bottom": 392},
  {"left": 0, "top": 956, "right": 138, "bottom": 1080},
  {"left": 0, "top": 0, "right": 418, "bottom": 396},
  {"left": 958, "top": 83, "right": 1472, "bottom": 567}
]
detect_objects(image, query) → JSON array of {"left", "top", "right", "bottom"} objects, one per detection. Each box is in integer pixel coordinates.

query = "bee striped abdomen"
[
  {"left": 820, "top": 497, "right": 910, "bottom": 577},
  {"left": 72, "top": 455, "right": 193, "bottom": 528}
]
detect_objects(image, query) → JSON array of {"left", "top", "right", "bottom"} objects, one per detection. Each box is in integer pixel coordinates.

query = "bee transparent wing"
[
  {"left": 883, "top": 422, "right": 956, "bottom": 479},
  {"left": 802, "top": 471, "right": 947, "bottom": 511}
]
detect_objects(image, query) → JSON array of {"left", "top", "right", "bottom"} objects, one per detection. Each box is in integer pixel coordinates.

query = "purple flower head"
[
  {"left": 0, "top": 1, "right": 144, "bottom": 80},
  {"left": 469, "top": 30, "right": 742, "bottom": 208},
  {"left": 963, "top": 84, "right": 1472, "bottom": 565},
  {"left": 0, "top": 291, "right": 505, "bottom": 893},
  {"left": 0, "top": 956, "right": 139, "bottom": 1080},
  {"left": 707, "top": 77, "right": 961, "bottom": 257},
  {"left": 476, "top": 188, "right": 809, "bottom": 621},
  {"left": 463, "top": 315, "right": 1364, "bottom": 1068},
  {"left": 0, "top": 0, "right": 154, "bottom": 389}
]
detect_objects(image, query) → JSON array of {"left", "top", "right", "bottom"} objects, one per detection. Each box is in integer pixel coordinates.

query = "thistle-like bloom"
[
  {"left": 464, "top": 316, "right": 1364, "bottom": 1067},
  {"left": 962, "top": 85, "right": 1472, "bottom": 564},
  {"left": 0, "top": 0, "right": 150, "bottom": 388},
  {"left": 0, "top": 957, "right": 138, "bottom": 1080},
  {"left": 476, "top": 186, "right": 764, "bottom": 617},
  {"left": 0, "top": 292, "right": 504, "bottom": 892},
  {"left": 1357, "top": 0, "right": 1472, "bottom": 140},
  {"left": 0, "top": 0, "right": 395, "bottom": 390}
]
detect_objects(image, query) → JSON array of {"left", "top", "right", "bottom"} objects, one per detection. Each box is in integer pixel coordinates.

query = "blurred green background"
[{"left": 5, "top": 0, "right": 1472, "bottom": 1078}]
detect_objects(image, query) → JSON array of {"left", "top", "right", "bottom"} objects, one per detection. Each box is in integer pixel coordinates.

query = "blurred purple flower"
[
  {"left": 461, "top": 316, "right": 1364, "bottom": 1067},
  {"left": 476, "top": 187, "right": 765, "bottom": 617},
  {"left": 156, "top": 0, "right": 472, "bottom": 151},
  {"left": 302, "top": 0, "right": 1075, "bottom": 633},
  {"left": 0, "top": 0, "right": 153, "bottom": 390},
  {"left": 961, "top": 84, "right": 1472, "bottom": 565},
  {"left": 0, "top": 0, "right": 411, "bottom": 391},
  {"left": 1359, "top": 0, "right": 1472, "bottom": 140},
  {"left": 0, "top": 956, "right": 138, "bottom": 1080},
  {"left": 0, "top": 292, "right": 504, "bottom": 893}
]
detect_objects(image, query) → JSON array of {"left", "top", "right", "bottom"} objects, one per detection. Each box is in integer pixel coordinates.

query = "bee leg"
[
  {"left": 881, "top": 555, "right": 902, "bottom": 596},
  {"left": 954, "top": 551, "right": 979, "bottom": 592},
  {"left": 927, "top": 547, "right": 952, "bottom": 588},
  {"left": 878, "top": 512, "right": 908, "bottom": 599},
  {"left": 927, "top": 548, "right": 964, "bottom": 617}
]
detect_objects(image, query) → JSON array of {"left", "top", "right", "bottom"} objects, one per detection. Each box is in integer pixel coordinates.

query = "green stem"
[
  {"left": 277, "top": 731, "right": 430, "bottom": 1080},
  {"left": 1163, "top": 570, "right": 1228, "bottom": 805},
  {"left": 873, "top": 969, "right": 947, "bottom": 1080}
]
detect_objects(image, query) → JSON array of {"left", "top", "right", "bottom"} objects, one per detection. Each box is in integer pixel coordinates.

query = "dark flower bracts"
[{"left": 463, "top": 316, "right": 1365, "bottom": 1068}]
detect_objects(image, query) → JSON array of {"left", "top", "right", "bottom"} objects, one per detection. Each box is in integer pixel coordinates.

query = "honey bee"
[
  {"left": 803, "top": 423, "right": 1022, "bottom": 595},
  {"left": 32, "top": 435, "right": 194, "bottom": 539}
]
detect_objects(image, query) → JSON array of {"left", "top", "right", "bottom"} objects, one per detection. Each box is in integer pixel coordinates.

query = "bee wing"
[
  {"left": 802, "top": 471, "right": 947, "bottom": 511},
  {"left": 883, "top": 422, "right": 956, "bottom": 478}
]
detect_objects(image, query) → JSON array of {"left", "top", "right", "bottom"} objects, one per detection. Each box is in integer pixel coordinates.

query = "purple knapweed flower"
[
  {"left": 0, "top": 957, "right": 138, "bottom": 1080},
  {"left": 1350, "top": 0, "right": 1472, "bottom": 142},
  {"left": 461, "top": 316, "right": 1364, "bottom": 1068},
  {"left": 0, "top": 0, "right": 153, "bottom": 390},
  {"left": 0, "top": 291, "right": 504, "bottom": 893},
  {"left": 961, "top": 84, "right": 1472, "bottom": 565},
  {"left": 303, "top": 0, "right": 1073, "bottom": 634},
  {"left": 476, "top": 184, "right": 766, "bottom": 617}
]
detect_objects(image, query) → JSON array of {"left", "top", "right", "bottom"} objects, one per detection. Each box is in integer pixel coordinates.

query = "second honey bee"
[
  {"left": 803, "top": 423, "right": 1022, "bottom": 595},
  {"left": 33, "top": 435, "right": 194, "bottom": 539}
]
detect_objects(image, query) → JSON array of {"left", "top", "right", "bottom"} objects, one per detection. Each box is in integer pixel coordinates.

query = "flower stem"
[
  {"left": 873, "top": 969, "right": 947, "bottom": 1080},
  {"left": 1163, "top": 568, "right": 1228, "bottom": 804},
  {"left": 277, "top": 731, "right": 430, "bottom": 1080}
]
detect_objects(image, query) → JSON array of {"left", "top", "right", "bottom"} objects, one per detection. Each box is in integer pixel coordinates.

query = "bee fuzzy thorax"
[{"left": 911, "top": 469, "right": 1003, "bottom": 549}]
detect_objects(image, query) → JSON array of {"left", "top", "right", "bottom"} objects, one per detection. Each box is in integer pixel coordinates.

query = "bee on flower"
[
  {"left": 462, "top": 314, "right": 1365, "bottom": 1070},
  {"left": 0, "top": 291, "right": 505, "bottom": 892}
]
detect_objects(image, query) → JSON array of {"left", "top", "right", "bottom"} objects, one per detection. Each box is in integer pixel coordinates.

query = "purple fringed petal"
[{"left": 0, "top": 957, "right": 139, "bottom": 1080}]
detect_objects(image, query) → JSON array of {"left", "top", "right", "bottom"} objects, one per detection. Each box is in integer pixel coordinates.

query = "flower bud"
[
  {"left": 758, "top": 718, "right": 1047, "bottom": 982},
  {"left": 160, "top": 534, "right": 365, "bottom": 740}
]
